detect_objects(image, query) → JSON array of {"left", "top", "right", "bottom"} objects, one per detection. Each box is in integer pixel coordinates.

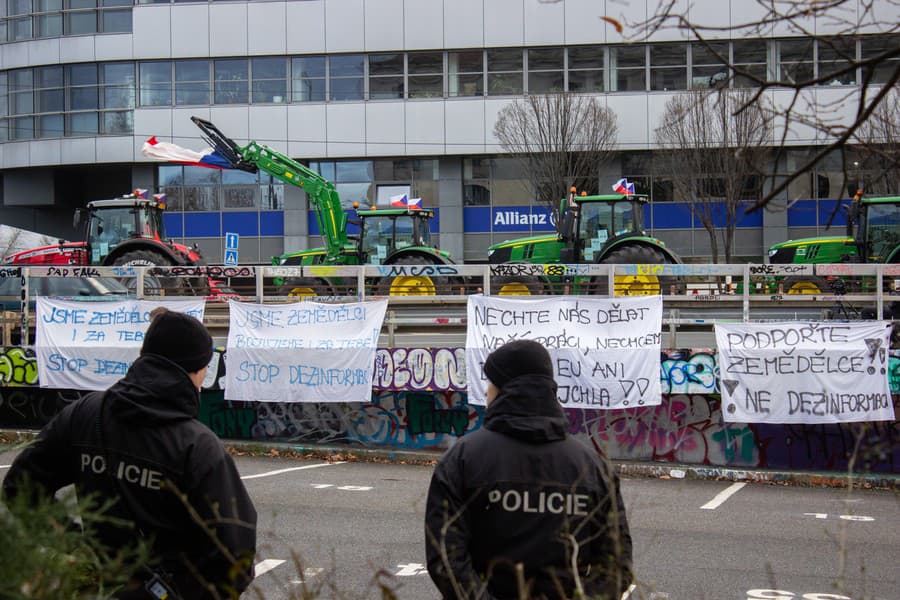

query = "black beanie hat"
[
  {"left": 141, "top": 309, "right": 213, "bottom": 373},
  {"left": 483, "top": 339, "right": 554, "bottom": 389}
]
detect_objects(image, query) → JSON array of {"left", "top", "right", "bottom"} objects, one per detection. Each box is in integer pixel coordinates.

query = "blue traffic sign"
[
  {"left": 224, "top": 249, "right": 239, "bottom": 266},
  {"left": 225, "top": 232, "right": 239, "bottom": 250}
]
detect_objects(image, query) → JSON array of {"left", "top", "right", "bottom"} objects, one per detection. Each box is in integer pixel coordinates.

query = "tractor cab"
[
  {"left": 77, "top": 197, "right": 167, "bottom": 264},
  {"left": 356, "top": 207, "right": 436, "bottom": 264},
  {"left": 856, "top": 197, "right": 900, "bottom": 263},
  {"left": 559, "top": 194, "right": 646, "bottom": 263}
]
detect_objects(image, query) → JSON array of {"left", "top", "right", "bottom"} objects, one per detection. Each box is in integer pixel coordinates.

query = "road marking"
[
  {"left": 0, "top": 465, "right": 11, "bottom": 470},
  {"left": 241, "top": 461, "right": 346, "bottom": 480},
  {"left": 621, "top": 583, "right": 637, "bottom": 599},
  {"left": 395, "top": 563, "right": 429, "bottom": 576},
  {"left": 701, "top": 482, "right": 746, "bottom": 510},
  {"left": 255, "top": 559, "right": 286, "bottom": 577},
  {"left": 290, "top": 567, "right": 324, "bottom": 583}
]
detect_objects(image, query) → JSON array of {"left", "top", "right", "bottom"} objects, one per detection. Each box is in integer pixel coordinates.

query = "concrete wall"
[{"left": 2, "top": 345, "right": 898, "bottom": 474}]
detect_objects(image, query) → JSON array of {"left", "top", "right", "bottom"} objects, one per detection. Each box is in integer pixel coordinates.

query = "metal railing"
[{"left": 2, "top": 263, "right": 898, "bottom": 346}]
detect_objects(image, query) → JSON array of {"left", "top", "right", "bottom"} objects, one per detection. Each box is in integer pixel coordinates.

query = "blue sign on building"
[
  {"left": 224, "top": 249, "right": 239, "bottom": 266},
  {"left": 490, "top": 206, "right": 555, "bottom": 232}
]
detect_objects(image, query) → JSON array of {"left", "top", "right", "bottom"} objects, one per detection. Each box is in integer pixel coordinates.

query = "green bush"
[{"left": 1, "top": 480, "right": 151, "bottom": 599}]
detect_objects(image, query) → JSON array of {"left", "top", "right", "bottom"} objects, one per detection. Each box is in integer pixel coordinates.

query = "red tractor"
[{"left": 3, "top": 194, "right": 206, "bottom": 293}]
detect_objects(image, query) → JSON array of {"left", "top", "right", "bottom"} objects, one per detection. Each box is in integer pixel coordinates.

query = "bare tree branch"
[
  {"left": 656, "top": 89, "right": 772, "bottom": 262},
  {"left": 494, "top": 93, "right": 618, "bottom": 217}
]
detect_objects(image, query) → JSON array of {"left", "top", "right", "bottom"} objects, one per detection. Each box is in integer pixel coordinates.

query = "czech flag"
[
  {"left": 390, "top": 194, "right": 423, "bottom": 209},
  {"left": 141, "top": 136, "right": 233, "bottom": 169},
  {"left": 612, "top": 178, "right": 635, "bottom": 195},
  {"left": 133, "top": 188, "right": 148, "bottom": 199}
]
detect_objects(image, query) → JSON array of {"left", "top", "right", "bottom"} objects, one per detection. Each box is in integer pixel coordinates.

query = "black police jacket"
[
  {"left": 2, "top": 354, "right": 257, "bottom": 598},
  {"left": 425, "top": 374, "right": 633, "bottom": 600}
]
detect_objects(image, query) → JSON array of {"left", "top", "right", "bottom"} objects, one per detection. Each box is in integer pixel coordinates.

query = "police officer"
[
  {"left": 2, "top": 308, "right": 257, "bottom": 599},
  {"left": 425, "top": 339, "right": 632, "bottom": 600}
]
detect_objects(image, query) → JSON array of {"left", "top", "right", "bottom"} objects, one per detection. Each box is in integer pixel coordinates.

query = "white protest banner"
[
  {"left": 716, "top": 321, "right": 894, "bottom": 424},
  {"left": 36, "top": 298, "right": 206, "bottom": 391},
  {"left": 225, "top": 299, "right": 388, "bottom": 402},
  {"left": 465, "top": 295, "right": 662, "bottom": 409}
]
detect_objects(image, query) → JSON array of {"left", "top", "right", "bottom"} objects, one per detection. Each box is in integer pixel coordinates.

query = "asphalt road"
[{"left": 1, "top": 451, "right": 897, "bottom": 600}]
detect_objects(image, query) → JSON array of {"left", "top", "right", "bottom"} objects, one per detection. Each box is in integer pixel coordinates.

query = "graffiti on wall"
[
  {"left": 373, "top": 348, "right": 467, "bottom": 391},
  {"left": 0, "top": 347, "right": 39, "bottom": 386},
  {"left": 2, "top": 346, "right": 898, "bottom": 473}
]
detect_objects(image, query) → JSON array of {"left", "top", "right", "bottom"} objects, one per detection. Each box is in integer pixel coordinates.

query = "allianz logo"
[{"left": 493, "top": 211, "right": 549, "bottom": 225}]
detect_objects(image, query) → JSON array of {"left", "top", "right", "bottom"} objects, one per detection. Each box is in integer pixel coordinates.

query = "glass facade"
[
  {"left": 0, "top": 0, "right": 130, "bottom": 41},
  {"left": 1, "top": 35, "right": 896, "bottom": 142}
]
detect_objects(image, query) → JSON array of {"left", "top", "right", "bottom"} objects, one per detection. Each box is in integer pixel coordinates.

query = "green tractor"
[
  {"left": 488, "top": 190, "right": 681, "bottom": 295},
  {"left": 768, "top": 194, "right": 900, "bottom": 294},
  {"left": 190, "top": 117, "right": 455, "bottom": 297},
  {"left": 275, "top": 204, "right": 454, "bottom": 296}
]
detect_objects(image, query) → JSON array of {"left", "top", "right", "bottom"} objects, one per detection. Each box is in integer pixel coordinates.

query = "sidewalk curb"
[
  {"left": 4, "top": 431, "right": 898, "bottom": 490},
  {"left": 221, "top": 439, "right": 900, "bottom": 491}
]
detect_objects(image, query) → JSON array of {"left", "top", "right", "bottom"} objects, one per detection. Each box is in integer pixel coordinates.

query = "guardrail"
[{"left": 2, "top": 263, "right": 898, "bottom": 345}]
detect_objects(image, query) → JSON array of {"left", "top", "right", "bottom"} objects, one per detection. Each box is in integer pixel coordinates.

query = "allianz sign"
[{"left": 491, "top": 207, "right": 555, "bottom": 232}]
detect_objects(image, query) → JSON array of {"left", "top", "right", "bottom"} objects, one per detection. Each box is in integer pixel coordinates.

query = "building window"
[
  {"left": 650, "top": 43, "right": 686, "bottom": 91},
  {"left": 610, "top": 45, "right": 646, "bottom": 92},
  {"left": 368, "top": 53, "right": 404, "bottom": 99},
  {"left": 251, "top": 57, "right": 287, "bottom": 103},
  {"left": 374, "top": 158, "right": 412, "bottom": 182},
  {"left": 35, "top": 65, "right": 63, "bottom": 137},
  {"left": 407, "top": 51, "right": 443, "bottom": 98},
  {"left": 817, "top": 37, "right": 856, "bottom": 86},
  {"left": 35, "top": 0, "right": 63, "bottom": 37},
  {"left": 691, "top": 41, "right": 729, "bottom": 89},
  {"left": 101, "top": 62, "right": 133, "bottom": 134},
  {"left": 412, "top": 159, "right": 439, "bottom": 205},
  {"left": 67, "top": 63, "right": 98, "bottom": 136},
  {"left": 732, "top": 40, "right": 767, "bottom": 88},
  {"left": 310, "top": 160, "right": 375, "bottom": 209},
  {"left": 291, "top": 55, "right": 326, "bottom": 102},
  {"left": 490, "top": 157, "right": 529, "bottom": 206},
  {"left": 448, "top": 50, "right": 483, "bottom": 97},
  {"left": 464, "top": 157, "right": 491, "bottom": 206},
  {"left": 487, "top": 48, "right": 523, "bottom": 96},
  {"left": 329, "top": 54, "right": 364, "bottom": 101},
  {"left": 175, "top": 59, "right": 209, "bottom": 106},
  {"left": 860, "top": 35, "right": 898, "bottom": 84},
  {"left": 222, "top": 186, "right": 259, "bottom": 210},
  {"left": 8, "top": 69, "right": 34, "bottom": 139},
  {"left": 214, "top": 59, "right": 248, "bottom": 105},
  {"left": 567, "top": 46, "right": 603, "bottom": 93},
  {"left": 100, "top": 0, "right": 130, "bottom": 33},
  {"left": 139, "top": 61, "right": 172, "bottom": 106},
  {"left": 527, "top": 47, "right": 564, "bottom": 93},
  {"left": 183, "top": 166, "right": 220, "bottom": 212},
  {"left": 66, "top": 0, "right": 97, "bottom": 35},
  {"left": 777, "top": 38, "right": 814, "bottom": 84},
  {"left": 9, "top": 0, "right": 33, "bottom": 40}
]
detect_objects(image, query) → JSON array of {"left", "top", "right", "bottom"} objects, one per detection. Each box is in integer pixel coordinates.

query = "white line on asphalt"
[
  {"left": 241, "top": 461, "right": 346, "bottom": 480},
  {"left": 0, "top": 465, "right": 10, "bottom": 470},
  {"left": 621, "top": 583, "right": 637, "bottom": 599},
  {"left": 254, "top": 559, "right": 286, "bottom": 577},
  {"left": 701, "top": 482, "right": 746, "bottom": 510}
]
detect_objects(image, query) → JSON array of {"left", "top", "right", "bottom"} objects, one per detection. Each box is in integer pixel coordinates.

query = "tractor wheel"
[
  {"left": 112, "top": 250, "right": 175, "bottom": 295},
  {"left": 376, "top": 256, "right": 446, "bottom": 296},
  {"left": 590, "top": 245, "right": 670, "bottom": 296},
  {"left": 782, "top": 276, "right": 829, "bottom": 295},
  {"left": 279, "top": 278, "right": 335, "bottom": 299},
  {"left": 491, "top": 275, "right": 545, "bottom": 296}
]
